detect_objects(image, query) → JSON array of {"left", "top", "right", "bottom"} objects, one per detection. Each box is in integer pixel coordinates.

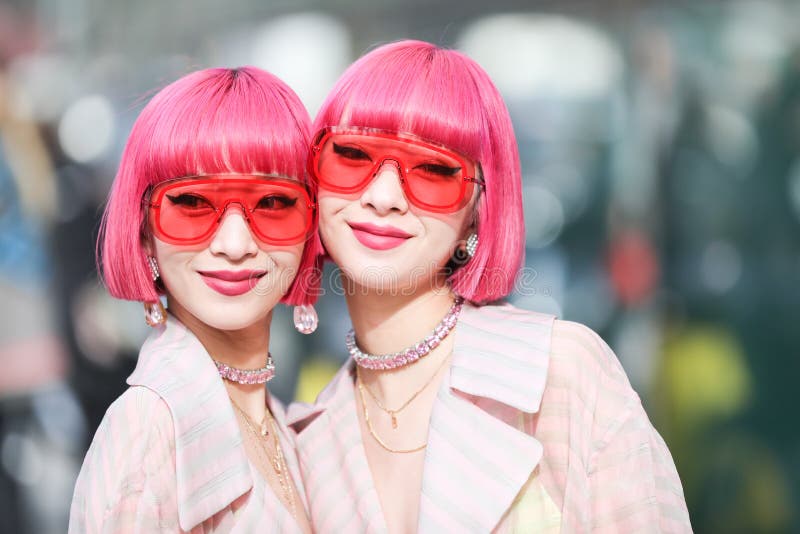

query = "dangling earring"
[
  {"left": 293, "top": 304, "right": 318, "bottom": 334},
  {"left": 147, "top": 256, "right": 160, "bottom": 281},
  {"left": 144, "top": 300, "right": 167, "bottom": 327},
  {"left": 144, "top": 255, "right": 166, "bottom": 326},
  {"left": 465, "top": 233, "right": 478, "bottom": 258}
]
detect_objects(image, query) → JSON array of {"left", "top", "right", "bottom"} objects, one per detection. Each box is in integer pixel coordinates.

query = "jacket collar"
[
  {"left": 418, "top": 302, "right": 554, "bottom": 531},
  {"left": 288, "top": 302, "right": 553, "bottom": 424},
  {"left": 127, "top": 316, "right": 296, "bottom": 531},
  {"left": 288, "top": 302, "right": 555, "bottom": 532},
  {"left": 449, "top": 301, "right": 551, "bottom": 412}
]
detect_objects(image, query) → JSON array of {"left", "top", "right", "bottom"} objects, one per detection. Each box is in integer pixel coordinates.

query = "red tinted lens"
[
  {"left": 246, "top": 182, "right": 311, "bottom": 244},
  {"left": 314, "top": 133, "right": 377, "bottom": 192},
  {"left": 313, "top": 130, "right": 474, "bottom": 212},
  {"left": 149, "top": 178, "right": 312, "bottom": 245},
  {"left": 402, "top": 153, "right": 471, "bottom": 211}
]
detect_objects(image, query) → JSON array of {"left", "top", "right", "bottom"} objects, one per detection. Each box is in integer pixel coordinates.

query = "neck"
[
  {"left": 167, "top": 301, "right": 272, "bottom": 413},
  {"left": 346, "top": 284, "right": 455, "bottom": 353},
  {"left": 345, "top": 284, "right": 459, "bottom": 405}
]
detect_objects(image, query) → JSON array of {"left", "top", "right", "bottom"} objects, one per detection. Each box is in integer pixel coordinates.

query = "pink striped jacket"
[
  {"left": 69, "top": 316, "right": 307, "bottom": 533},
  {"left": 287, "top": 302, "right": 692, "bottom": 533}
]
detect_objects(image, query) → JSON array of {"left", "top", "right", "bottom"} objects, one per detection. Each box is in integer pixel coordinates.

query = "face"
[
  {"left": 318, "top": 157, "right": 477, "bottom": 295},
  {"left": 146, "top": 176, "right": 307, "bottom": 332}
]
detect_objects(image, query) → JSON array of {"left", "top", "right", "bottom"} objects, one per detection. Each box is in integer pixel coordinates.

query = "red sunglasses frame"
[
  {"left": 145, "top": 175, "right": 316, "bottom": 246},
  {"left": 309, "top": 127, "right": 485, "bottom": 213}
]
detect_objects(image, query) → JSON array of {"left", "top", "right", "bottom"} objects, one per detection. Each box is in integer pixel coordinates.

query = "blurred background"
[{"left": 0, "top": 0, "right": 797, "bottom": 532}]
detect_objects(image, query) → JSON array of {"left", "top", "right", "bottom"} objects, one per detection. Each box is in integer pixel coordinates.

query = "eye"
[
  {"left": 332, "top": 143, "right": 372, "bottom": 161},
  {"left": 256, "top": 195, "right": 298, "bottom": 210},
  {"left": 414, "top": 163, "right": 462, "bottom": 177},
  {"left": 166, "top": 193, "right": 213, "bottom": 209}
]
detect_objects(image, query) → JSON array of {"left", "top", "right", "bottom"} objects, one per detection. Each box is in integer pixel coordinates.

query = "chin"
[
  {"left": 181, "top": 295, "right": 275, "bottom": 331},
  {"left": 339, "top": 253, "right": 454, "bottom": 296},
  {"left": 195, "top": 311, "right": 270, "bottom": 332},
  {"left": 337, "top": 264, "right": 422, "bottom": 295}
]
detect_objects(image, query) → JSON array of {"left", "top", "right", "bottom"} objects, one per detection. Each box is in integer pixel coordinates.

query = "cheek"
[
  {"left": 424, "top": 221, "right": 462, "bottom": 255},
  {"left": 318, "top": 193, "right": 354, "bottom": 222},
  {"left": 152, "top": 241, "right": 197, "bottom": 280},
  {"left": 250, "top": 244, "right": 304, "bottom": 297},
  {"left": 153, "top": 250, "right": 197, "bottom": 305},
  {"left": 318, "top": 195, "right": 353, "bottom": 246},
  {"left": 266, "top": 244, "right": 304, "bottom": 270},
  {"left": 418, "top": 208, "right": 471, "bottom": 241}
]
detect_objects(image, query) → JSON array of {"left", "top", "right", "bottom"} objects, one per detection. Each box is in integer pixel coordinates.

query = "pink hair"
[
  {"left": 314, "top": 40, "right": 524, "bottom": 303},
  {"left": 99, "top": 67, "right": 322, "bottom": 305}
]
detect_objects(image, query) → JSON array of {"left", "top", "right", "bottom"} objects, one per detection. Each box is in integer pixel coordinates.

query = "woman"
[
  {"left": 69, "top": 67, "right": 319, "bottom": 533},
  {"left": 288, "top": 41, "right": 692, "bottom": 533}
]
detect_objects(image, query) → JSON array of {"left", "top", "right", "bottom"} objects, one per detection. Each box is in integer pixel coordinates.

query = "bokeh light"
[{"left": 57, "top": 95, "right": 115, "bottom": 163}]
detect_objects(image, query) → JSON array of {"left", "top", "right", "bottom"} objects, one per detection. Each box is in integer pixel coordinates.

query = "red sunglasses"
[
  {"left": 310, "top": 127, "right": 484, "bottom": 213},
  {"left": 146, "top": 175, "right": 315, "bottom": 246}
]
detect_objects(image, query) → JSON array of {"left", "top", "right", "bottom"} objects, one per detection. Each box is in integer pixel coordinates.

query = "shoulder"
[
  {"left": 549, "top": 319, "right": 632, "bottom": 390},
  {"left": 546, "top": 323, "right": 692, "bottom": 530},
  {"left": 70, "top": 387, "right": 180, "bottom": 532},
  {"left": 100, "top": 386, "right": 176, "bottom": 446},
  {"left": 72, "top": 386, "right": 176, "bottom": 503},
  {"left": 545, "top": 320, "right": 648, "bottom": 449}
]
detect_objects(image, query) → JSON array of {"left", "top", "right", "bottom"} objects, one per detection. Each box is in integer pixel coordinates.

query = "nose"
[
  {"left": 207, "top": 204, "right": 259, "bottom": 260},
  {"left": 360, "top": 160, "right": 409, "bottom": 215}
]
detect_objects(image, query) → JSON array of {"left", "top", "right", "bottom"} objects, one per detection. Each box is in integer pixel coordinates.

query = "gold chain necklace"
[
  {"left": 230, "top": 399, "right": 297, "bottom": 519},
  {"left": 357, "top": 381, "right": 427, "bottom": 454},
  {"left": 356, "top": 354, "right": 450, "bottom": 454},
  {"left": 356, "top": 354, "right": 451, "bottom": 429}
]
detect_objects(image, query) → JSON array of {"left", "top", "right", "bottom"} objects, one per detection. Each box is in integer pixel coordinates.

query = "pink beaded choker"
[
  {"left": 214, "top": 354, "right": 275, "bottom": 384},
  {"left": 348, "top": 297, "right": 464, "bottom": 370}
]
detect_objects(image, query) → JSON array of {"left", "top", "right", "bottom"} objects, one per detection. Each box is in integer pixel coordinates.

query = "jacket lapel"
[
  {"left": 126, "top": 316, "right": 304, "bottom": 532},
  {"left": 288, "top": 365, "right": 388, "bottom": 533},
  {"left": 418, "top": 303, "right": 555, "bottom": 532}
]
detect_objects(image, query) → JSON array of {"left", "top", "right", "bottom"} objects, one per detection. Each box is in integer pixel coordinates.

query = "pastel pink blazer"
[
  {"left": 69, "top": 316, "right": 307, "bottom": 533},
  {"left": 288, "top": 302, "right": 693, "bottom": 533}
]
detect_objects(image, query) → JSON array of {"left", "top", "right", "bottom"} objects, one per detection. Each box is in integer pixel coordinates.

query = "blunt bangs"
[
  {"left": 315, "top": 42, "right": 487, "bottom": 163},
  {"left": 140, "top": 68, "right": 309, "bottom": 185},
  {"left": 99, "top": 66, "right": 320, "bottom": 305},
  {"left": 314, "top": 41, "right": 525, "bottom": 303}
]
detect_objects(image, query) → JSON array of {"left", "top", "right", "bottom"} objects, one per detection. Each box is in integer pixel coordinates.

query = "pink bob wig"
[
  {"left": 313, "top": 40, "right": 524, "bottom": 304},
  {"left": 99, "top": 66, "right": 322, "bottom": 305}
]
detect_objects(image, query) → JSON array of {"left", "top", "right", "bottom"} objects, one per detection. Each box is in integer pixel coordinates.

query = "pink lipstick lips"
[
  {"left": 348, "top": 221, "right": 412, "bottom": 251},
  {"left": 198, "top": 269, "right": 266, "bottom": 296}
]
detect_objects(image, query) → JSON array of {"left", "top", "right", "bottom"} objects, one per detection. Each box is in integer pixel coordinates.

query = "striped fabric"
[
  {"left": 69, "top": 316, "right": 307, "bottom": 533},
  {"left": 287, "top": 302, "right": 692, "bottom": 533}
]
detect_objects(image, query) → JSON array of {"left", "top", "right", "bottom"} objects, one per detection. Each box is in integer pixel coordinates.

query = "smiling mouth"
[
  {"left": 198, "top": 270, "right": 266, "bottom": 281},
  {"left": 347, "top": 221, "right": 413, "bottom": 237},
  {"left": 198, "top": 270, "right": 267, "bottom": 296},
  {"left": 347, "top": 222, "right": 412, "bottom": 251}
]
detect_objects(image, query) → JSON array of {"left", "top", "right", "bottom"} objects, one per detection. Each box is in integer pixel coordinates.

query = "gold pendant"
[{"left": 390, "top": 412, "right": 398, "bottom": 429}]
